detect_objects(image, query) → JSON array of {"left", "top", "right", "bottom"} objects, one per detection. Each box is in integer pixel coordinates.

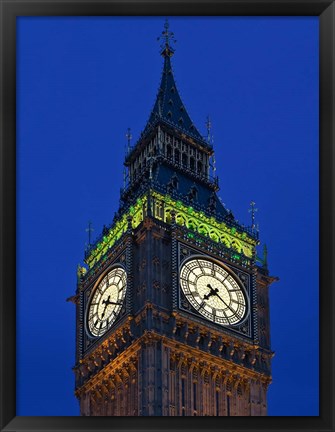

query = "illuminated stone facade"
[{"left": 71, "top": 22, "right": 276, "bottom": 416}]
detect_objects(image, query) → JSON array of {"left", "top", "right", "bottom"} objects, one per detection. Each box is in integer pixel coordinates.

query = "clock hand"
[
  {"left": 204, "top": 284, "right": 219, "bottom": 300},
  {"left": 101, "top": 295, "right": 111, "bottom": 318},
  {"left": 102, "top": 298, "right": 122, "bottom": 306},
  {"left": 102, "top": 295, "right": 111, "bottom": 306},
  {"left": 210, "top": 290, "right": 237, "bottom": 315},
  {"left": 101, "top": 297, "right": 123, "bottom": 318}
]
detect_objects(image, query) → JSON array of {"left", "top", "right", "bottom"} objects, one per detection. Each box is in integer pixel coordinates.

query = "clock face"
[
  {"left": 86, "top": 266, "right": 127, "bottom": 337},
  {"left": 179, "top": 257, "right": 248, "bottom": 326}
]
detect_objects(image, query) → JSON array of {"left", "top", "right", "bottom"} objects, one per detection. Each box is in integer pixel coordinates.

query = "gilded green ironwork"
[
  {"left": 151, "top": 190, "right": 257, "bottom": 257},
  {"left": 85, "top": 190, "right": 257, "bottom": 269},
  {"left": 85, "top": 196, "right": 147, "bottom": 268}
]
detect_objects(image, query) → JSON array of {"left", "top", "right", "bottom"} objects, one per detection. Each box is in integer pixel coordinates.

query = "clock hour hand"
[
  {"left": 102, "top": 295, "right": 111, "bottom": 306},
  {"left": 101, "top": 295, "right": 111, "bottom": 318},
  {"left": 204, "top": 284, "right": 219, "bottom": 300},
  {"left": 206, "top": 284, "right": 229, "bottom": 308},
  {"left": 101, "top": 297, "right": 123, "bottom": 318},
  {"left": 102, "top": 298, "right": 122, "bottom": 306}
]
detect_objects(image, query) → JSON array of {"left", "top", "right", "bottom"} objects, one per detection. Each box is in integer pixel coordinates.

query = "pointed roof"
[{"left": 142, "top": 23, "right": 211, "bottom": 148}]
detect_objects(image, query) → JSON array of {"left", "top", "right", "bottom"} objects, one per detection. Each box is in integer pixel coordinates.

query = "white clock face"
[
  {"left": 180, "top": 257, "right": 248, "bottom": 326},
  {"left": 86, "top": 266, "right": 127, "bottom": 337}
]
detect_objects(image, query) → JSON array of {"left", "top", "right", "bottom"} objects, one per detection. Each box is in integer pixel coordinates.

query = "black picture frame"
[{"left": 0, "top": 1, "right": 333, "bottom": 431}]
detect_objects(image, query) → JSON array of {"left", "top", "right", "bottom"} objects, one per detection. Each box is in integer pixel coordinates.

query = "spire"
[{"left": 142, "top": 20, "right": 210, "bottom": 147}]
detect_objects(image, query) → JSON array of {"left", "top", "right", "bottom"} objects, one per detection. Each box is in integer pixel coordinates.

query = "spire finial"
[
  {"left": 206, "top": 115, "right": 212, "bottom": 143},
  {"left": 126, "top": 127, "right": 132, "bottom": 154},
  {"left": 85, "top": 221, "right": 94, "bottom": 246},
  {"left": 248, "top": 201, "right": 258, "bottom": 232},
  {"left": 157, "top": 18, "right": 176, "bottom": 57}
]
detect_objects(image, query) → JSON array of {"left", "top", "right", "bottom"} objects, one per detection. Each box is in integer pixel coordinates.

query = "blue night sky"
[{"left": 16, "top": 16, "right": 319, "bottom": 416}]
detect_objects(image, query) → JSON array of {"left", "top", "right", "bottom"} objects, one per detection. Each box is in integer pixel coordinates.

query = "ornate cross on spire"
[
  {"left": 248, "top": 201, "right": 258, "bottom": 231},
  {"left": 157, "top": 18, "right": 176, "bottom": 57}
]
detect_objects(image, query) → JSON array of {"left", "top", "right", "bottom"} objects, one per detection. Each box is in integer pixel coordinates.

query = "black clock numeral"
[
  {"left": 231, "top": 298, "right": 245, "bottom": 306},
  {"left": 222, "top": 274, "right": 229, "bottom": 283},
  {"left": 220, "top": 308, "right": 229, "bottom": 320},
  {"left": 211, "top": 262, "right": 215, "bottom": 276},
  {"left": 89, "top": 310, "right": 98, "bottom": 319},
  {"left": 197, "top": 260, "right": 205, "bottom": 274},
  {"left": 199, "top": 300, "right": 206, "bottom": 309}
]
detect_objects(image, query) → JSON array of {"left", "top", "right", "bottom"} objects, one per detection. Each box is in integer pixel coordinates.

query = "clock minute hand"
[
  {"left": 212, "top": 290, "right": 237, "bottom": 315},
  {"left": 102, "top": 298, "right": 123, "bottom": 310},
  {"left": 206, "top": 284, "right": 235, "bottom": 314}
]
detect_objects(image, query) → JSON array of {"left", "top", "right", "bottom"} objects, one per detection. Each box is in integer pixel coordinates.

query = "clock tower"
[{"left": 71, "top": 21, "right": 277, "bottom": 416}]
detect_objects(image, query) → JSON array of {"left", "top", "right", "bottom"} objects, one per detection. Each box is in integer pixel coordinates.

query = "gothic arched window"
[
  {"left": 182, "top": 153, "right": 187, "bottom": 167},
  {"left": 188, "top": 185, "right": 198, "bottom": 203},
  {"left": 190, "top": 157, "right": 195, "bottom": 170},
  {"left": 175, "top": 149, "right": 180, "bottom": 165}
]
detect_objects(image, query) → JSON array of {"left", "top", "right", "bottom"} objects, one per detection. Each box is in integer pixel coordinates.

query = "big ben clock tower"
[{"left": 71, "top": 21, "right": 277, "bottom": 416}]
